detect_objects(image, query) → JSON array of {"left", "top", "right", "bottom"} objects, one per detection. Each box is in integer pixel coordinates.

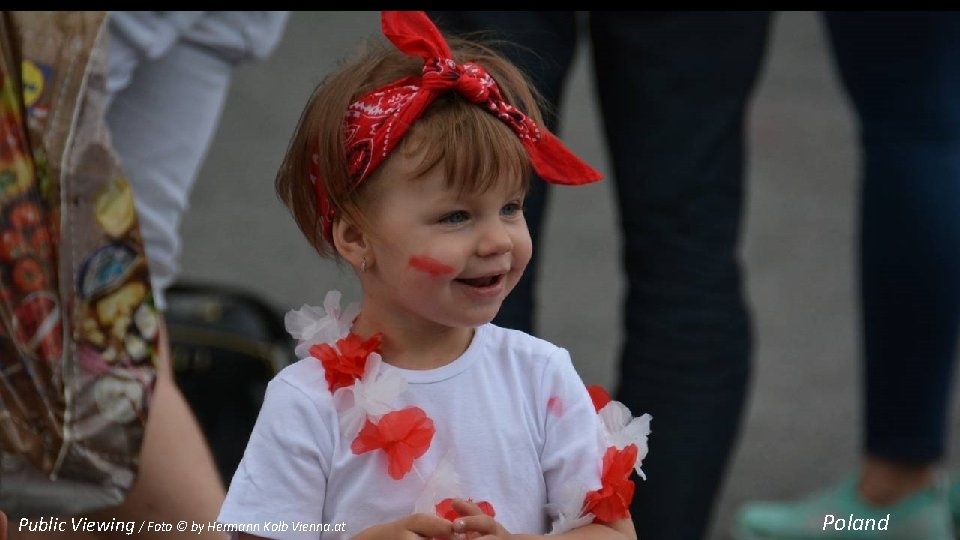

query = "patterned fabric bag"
[{"left": 0, "top": 12, "right": 158, "bottom": 517}]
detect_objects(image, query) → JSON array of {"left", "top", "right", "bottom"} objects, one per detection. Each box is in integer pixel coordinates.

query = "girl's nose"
[{"left": 476, "top": 221, "right": 512, "bottom": 257}]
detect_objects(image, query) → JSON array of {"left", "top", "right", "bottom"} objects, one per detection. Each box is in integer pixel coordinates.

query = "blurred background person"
[
  {"left": 106, "top": 11, "right": 290, "bottom": 311},
  {"left": 734, "top": 12, "right": 960, "bottom": 540},
  {"left": 426, "top": 11, "right": 770, "bottom": 540},
  {"left": 428, "top": 10, "right": 960, "bottom": 540}
]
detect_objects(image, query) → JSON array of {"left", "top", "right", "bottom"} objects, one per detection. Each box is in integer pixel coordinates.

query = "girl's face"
[{"left": 359, "top": 151, "right": 532, "bottom": 331}]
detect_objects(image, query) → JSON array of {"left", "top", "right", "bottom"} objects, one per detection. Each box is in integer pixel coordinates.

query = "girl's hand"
[
  {"left": 450, "top": 499, "right": 514, "bottom": 539},
  {"left": 353, "top": 513, "right": 455, "bottom": 539},
  {"left": 448, "top": 500, "right": 635, "bottom": 540}
]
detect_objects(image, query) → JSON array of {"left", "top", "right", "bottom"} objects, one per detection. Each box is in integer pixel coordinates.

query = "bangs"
[
  {"left": 399, "top": 95, "right": 531, "bottom": 196},
  {"left": 277, "top": 29, "right": 545, "bottom": 259}
]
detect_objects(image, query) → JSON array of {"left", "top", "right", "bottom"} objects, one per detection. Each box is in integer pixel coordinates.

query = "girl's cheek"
[{"left": 408, "top": 255, "right": 454, "bottom": 277}]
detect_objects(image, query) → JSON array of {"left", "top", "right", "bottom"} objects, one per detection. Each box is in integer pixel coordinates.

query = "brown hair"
[{"left": 275, "top": 32, "right": 544, "bottom": 259}]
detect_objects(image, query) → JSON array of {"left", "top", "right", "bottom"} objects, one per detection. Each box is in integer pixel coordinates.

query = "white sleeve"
[
  {"left": 537, "top": 348, "right": 605, "bottom": 525},
  {"left": 218, "top": 376, "right": 335, "bottom": 540}
]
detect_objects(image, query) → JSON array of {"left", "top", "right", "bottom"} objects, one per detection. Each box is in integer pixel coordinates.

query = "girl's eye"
[
  {"left": 439, "top": 210, "right": 470, "bottom": 224},
  {"left": 501, "top": 202, "right": 523, "bottom": 217}
]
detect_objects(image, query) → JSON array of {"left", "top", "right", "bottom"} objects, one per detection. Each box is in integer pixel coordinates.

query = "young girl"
[{"left": 217, "top": 11, "right": 650, "bottom": 540}]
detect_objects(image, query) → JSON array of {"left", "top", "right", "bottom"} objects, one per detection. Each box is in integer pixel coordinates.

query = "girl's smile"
[
  {"left": 411, "top": 255, "right": 509, "bottom": 294},
  {"left": 453, "top": 269, "right": 508, "bottom": 297}
]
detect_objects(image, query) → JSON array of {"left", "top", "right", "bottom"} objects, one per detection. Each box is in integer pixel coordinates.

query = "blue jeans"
[
  {"left": 428, "top": 12, "right": 770, "bottom": 540},
  {"left": 823, "top": 12, "right": 960, "bottom": 464}
]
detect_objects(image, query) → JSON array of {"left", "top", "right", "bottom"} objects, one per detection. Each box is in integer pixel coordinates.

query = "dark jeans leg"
[
  {"left": 824, "top": 12, "right": 960, "bottom": 463},
  {"left": 590, "top": 12, "right": 771, "bottom": 539},
  {"left": 426, "top": 11, "right": 578, "bottom": 335}
]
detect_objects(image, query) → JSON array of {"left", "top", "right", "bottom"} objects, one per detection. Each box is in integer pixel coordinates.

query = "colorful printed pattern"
[{"left": 0, "top": 11, "right": 157, "bottom": 514}]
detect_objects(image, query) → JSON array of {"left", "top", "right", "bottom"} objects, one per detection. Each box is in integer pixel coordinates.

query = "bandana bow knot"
[
  {"left": 313, "top": 11, "right": 602, "bottom": 242},
  {"left": 421, "top": 58, "right": 490, "bottom": 103}
]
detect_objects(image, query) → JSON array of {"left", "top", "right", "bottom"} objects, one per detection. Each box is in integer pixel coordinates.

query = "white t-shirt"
[{"left": 218, "top": 323, "right": 606, "bottom": 539}]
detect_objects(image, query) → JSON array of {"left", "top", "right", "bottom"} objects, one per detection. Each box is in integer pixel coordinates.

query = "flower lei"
[{"left": 285, "top": 291, "right": 652, "bottom": 531}]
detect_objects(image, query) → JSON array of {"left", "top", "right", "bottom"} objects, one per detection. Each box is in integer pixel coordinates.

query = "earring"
[{"left": 360, "top": 257, "right": 367, "bottom": 273}]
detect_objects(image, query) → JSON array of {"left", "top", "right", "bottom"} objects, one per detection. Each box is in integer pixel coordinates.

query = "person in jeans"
[
  {"left": 735, "top": 12, "right": 960, "bottom": 540},
  {"left": 426, "top": 12, "right": 770, "bottom": 540},
  {"left": 430, "top": 11, "right": 960, "bottom": 540}
]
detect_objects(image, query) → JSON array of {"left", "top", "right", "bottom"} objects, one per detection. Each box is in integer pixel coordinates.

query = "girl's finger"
[
  {"left": 451, "top": 498, "right": 485, "bottom": 517},
  {"left": 453, "top": 515, "right": 498, "bottom": 535},
  {"left": 403, "top": 513, "right": 456, "bottom": 538}
]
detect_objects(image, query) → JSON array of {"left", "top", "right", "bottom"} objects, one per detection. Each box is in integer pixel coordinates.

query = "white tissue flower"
[
  {"left": 598, "top": 400, "right": 652, "bottom": 480},
  {"left": 285, "top": 290, "right": 360, "bottom": 358},
  {"left": 414, "top": 453, "right": 463, "bottom": 515},
  {"left": 334, "top": 352, "right": 408, "bottom": 439},
  {"left": 548, "top": 482, "right": 595, "bottom": 535}
]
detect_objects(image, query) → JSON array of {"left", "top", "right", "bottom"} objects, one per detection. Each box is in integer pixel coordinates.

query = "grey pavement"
[{"left": 179, "top": 11, "right": 960, "bottom": 540}]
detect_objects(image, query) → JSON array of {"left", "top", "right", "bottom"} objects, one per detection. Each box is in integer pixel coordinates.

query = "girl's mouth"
[{"left": 455, "top": 274, "right": 504, "bottom": 288}]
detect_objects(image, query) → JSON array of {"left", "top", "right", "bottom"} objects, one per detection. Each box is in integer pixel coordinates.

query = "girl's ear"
[{"left": 332, "top": 217, "right": 371, "bottom": 274}]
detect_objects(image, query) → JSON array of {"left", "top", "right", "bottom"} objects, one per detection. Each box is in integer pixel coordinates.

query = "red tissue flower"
[
  {"left": 435, "top": 497, "right": 496, "bottom": 521},
  {"left": 310, "top": 332, "right": 382, "bottom": 392},
  {"left": 586, "top": 384, "right": 611, "bottom": 413},
  {"left": 583, "top": 444, "right": 638, "bottom": 523},
  {"left": 351, "top": 406, "right": 435, "bottom": 480}
]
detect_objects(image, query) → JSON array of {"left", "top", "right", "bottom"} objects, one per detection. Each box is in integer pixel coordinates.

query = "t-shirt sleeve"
[
  {"left": 537, "top": 348, "right": 606, "bottom": 526},
  {"left": 217, "top": 375, "right": 335, "bottom": 540}
]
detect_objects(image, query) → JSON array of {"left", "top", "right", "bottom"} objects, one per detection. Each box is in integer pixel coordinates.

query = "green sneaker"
[
  {"left": 733, "top": 476, "right": 954, "bottom": 540},
  {"left": 948, "top": 473, "right": 960, "bottom": 530}
]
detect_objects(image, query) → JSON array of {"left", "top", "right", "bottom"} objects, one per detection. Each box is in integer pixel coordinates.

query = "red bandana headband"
[{"left": 311, "top": 10, "right": 602, "bottom": 241}]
